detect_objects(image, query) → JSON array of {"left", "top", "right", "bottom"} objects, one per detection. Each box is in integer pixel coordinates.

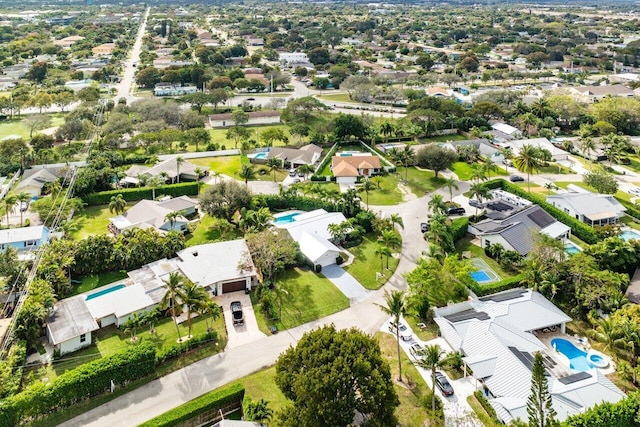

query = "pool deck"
[{"left": 536, "top": 330, "right": 616, "bottom": 376}]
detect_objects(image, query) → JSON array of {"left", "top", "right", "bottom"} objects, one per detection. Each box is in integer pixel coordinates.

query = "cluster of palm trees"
[
  {"left": 386, "top": 146, "right": 417, "bottom": 182},
  {"left": 1, "top": 191, "right": 33, "bottom": 227},
  {"left": 239, "top": 207, "right": 273, "bottom": 233},
  {"left": 160, "top": 271, "right": 221, "bottom": 342},
  {"left": 375, "top": 215, "right": 403, "bottom": 273}
]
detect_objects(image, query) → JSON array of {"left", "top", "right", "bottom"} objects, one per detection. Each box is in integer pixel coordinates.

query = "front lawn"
[
  {"left": 363, "top": 174, "right": 404, "bottom": 206},
  {"left": 70, "top": 203, "right": 135, "bottom": 240},
  {"left": 189, "top": 155, "right": 246, "bottom": 177},
  {"left": 0, "top": 114, "right": 65, "bottom": 140},
  {"left": 344, "top": 233, "right": 400, "bottom": 290},
  {"left": 251, "top": 267, "right": 349, "bottom": 334},
  {"left": 186, "top": 215, "right": 243, "bottom": 246},
  {"left": 396, "top": 167, "right": 445, "bottom": 197},
  {"left": 450, "top": 162, "right": 507, "bottom": 181},
  {"left": 538, "top": 163, "right": 573, "bottom": 174},
  {"left": 72, "top": 271, "right": 129, "bottom": 295},
  {"left": 239, "top": 366, "right": 290, "bottom": 414}
]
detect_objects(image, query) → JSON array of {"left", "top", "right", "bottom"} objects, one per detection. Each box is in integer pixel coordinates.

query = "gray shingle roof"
[{"left": 46, "top": 296, "right": 99, "bottom": 345}]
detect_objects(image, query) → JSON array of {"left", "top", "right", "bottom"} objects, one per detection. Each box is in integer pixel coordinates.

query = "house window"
[
  {"left": 24, "top": 240, "right": 36, "bottom": 247},
  {"left": 80, "top": 334, "right": 86, "bottom": 343}
]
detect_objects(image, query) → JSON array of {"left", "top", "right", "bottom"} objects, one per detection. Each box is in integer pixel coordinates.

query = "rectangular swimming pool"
[
  {"left": 273, "top": 212, "right": 301, "bottom": 225},
  {"left": 86, "top": 284, "right": 126, "bottom": 301},
  {"left": 470, "top": 271, "right": 491, "bottom": 282},
  {"left": 565, "top": 242, "right": 581, "bottom": 255}
]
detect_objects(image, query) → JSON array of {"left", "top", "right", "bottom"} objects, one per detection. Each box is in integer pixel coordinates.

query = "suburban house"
[
  {"left": 276, "top": 209, "right": 347, "bottom": 268},
  {"left": 123, "top": 156, "right": 206, "bottom": 185},
  {"left": 468, "top": 205, "right": 571, "bottom": 255},
  {"left": 53, "top": 35, "right": 84, "bottom": 49},
  {"left": 153, "top": 83, "right": 197, "bottom": 96},
  {"left": 208, "top": 111, "right": 281, "bottom": 128},
  {"left": 175, "top": 239, "right": 258, "bottom": 295},
  {"left": 261, "top": 144, "right": 322, "bottom": 168},
  {"left": 442, "top": 139, "right": 505, "bottom": 164},
  {"left": 84, "top": 284, "right": 156, "bottom": 328},
  {"left": 0, "top": 225, "right": 51, "bottom": 253},
  {"left": 109, "top": 196, "right": 198, "bottom": 234},
  {"left": 46, "top": 297, "right": 99, "bottom": 355},
  {"left": 15, "top": 167, "right": 63, "bottom": 197},
  {"left": 91, "top": 43, "right": 115, "bottom": 56},
  {"left": 278, "top": 52, "right": 310, "bottom": 65},
  {"left": 331, "top": 155, "right": 381, "bottom": 185},
  {"left": 152, "top": 56, "right": 194, "bottom": 69},
  {"left": 546, "top": 192, "right": 626, "bottom": 226},
  {"left": 435, "top": 289, "right": 625, "bottom": 424},
  {"left": 491, "top": 122, "right": 523, "bottom": 139},
  {"left": 569, "top": 84, "right": 634, "bottom": 103},
  {"left": 508, "top": 137, "right": 569, "bottom": 162}
]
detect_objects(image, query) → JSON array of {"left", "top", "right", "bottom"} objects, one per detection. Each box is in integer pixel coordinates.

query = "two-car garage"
[{"left": 221, "top": 279, "right": 247, "bottom": 294}]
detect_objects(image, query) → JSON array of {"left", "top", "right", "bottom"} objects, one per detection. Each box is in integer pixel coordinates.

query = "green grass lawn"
[
  {"left": 251, "top": 267, "right": 349, "bottom": 334},
  {"left": 190, "top": 155, "right": 245, "bottom": 177},
  {"left": 364, "top": 174, "right": 404, "bottom": 206},
  {"left": 70, "top": 203, "right": 135, "bottom": 240},
  {"left": 450, "top": 162, "right": 475, "bottom": 181},
  {"left": 455, "top": 236, "right": 517, "bottom": 282},
  {"left": 538, "top": 163, "right": 573, "bottom": 174},
  {"left": 252, "top": 164, "right": 289, "bottom": 182},
  {"left": 72, "top": 271, "right": 129, "bottom": 295},
  {"left": 317, "top": 93, "right": 354, "bottom": 103},
  {"left": 468, "top": 394, "right": 501, "bottom": 427},
  {"left": 207, "top": 124, "right": 294, "bottom": 148},
  {"left": 344, "top": 233, "right": 400, "bottom": 290},
  {"left": 0, "top": 114, "right": 66, "bottom": 139},
  {"left": 239, "top": 366, "right": 290, "bottom": 415},
  {"left": 186, "top": 215, "right": 243, "bottom": 246},
  {"left": 419, "top": 134, "right": 467, "bottom": 143},
  {"left": 396, "top": 167, "right": 446, "bottom": 197}
]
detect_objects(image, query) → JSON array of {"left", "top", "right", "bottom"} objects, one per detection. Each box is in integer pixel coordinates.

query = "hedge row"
[
  {"left": 619, "top": 198, "right": 640, "bottom": 222},
  {"left": 469, "top": 275, "right": 525, "bottom": 297},
  {"left": 473, "top": 390, "right": 499, "bottom": 423},
  {"left": 156, "top": 331, "right": 218, "bottom": 363},
  {"left": 482, "top": 179, "right": 599, "bottom": 244},
  {"left": 312, "top": 142, "right": 339, "bottom": 178},
  {"left": 0, "top": 343, "right": 157, "bottom": 425},
  {"left": 561, "top": 392, "right": 640, "bottom": 427},
  {"left": 138, "top": 383, "right": 245, "bottom": 427},
  {"left": 82, "top": 182, "right": 199, "bottom": 206},
  {"left": 450, "top": 217, "right": 469, "bottom": 243},
  {"left": 253, "top": 194, "right": 339, "bottom": 214}
]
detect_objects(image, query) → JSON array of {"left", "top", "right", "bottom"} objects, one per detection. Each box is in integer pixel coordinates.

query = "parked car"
[
  {"left": 502, "top": 158, "right": 514, "bottom": 167},
  {"left": 19, "top": 201, "right": 29, "bottom": 212},
  {"left": 289, "top": 169, "right": 297, "bottom": 177},
  {"left": 409, "top": 343, "right": 424, "bottom": 359},
  {"left": 388, "top": 321, "right": 412, "bottom": 341},
  {"left": 468, "top": 199, "right": 483, "bottom": 208},
  {"left": 447, "top": 207, "right": 466, "bottom": 216},
  {"left": 629, "top": 187, "right": 640, "bottom": 197},
  {"left": 421, "top": 222, "right": 429, "bottom": 233},
  {"left": 434, "top": 371, "right": 454, "bottom": 396},
  {"left": 509, "top": 175, "right": 525, "bottom": 182},
  {"left": 246, "top": 97, "right": 255, "bottom": 101},
  {"left": 297, "top": 170, "right": 305, "bottom": 178},
  {"left": 230, "top": 301, "right": 244, "bottom": 326}
]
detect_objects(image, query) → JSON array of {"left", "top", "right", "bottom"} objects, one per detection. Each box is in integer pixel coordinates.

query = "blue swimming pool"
[
  {"left": 254, "top": 152, "right": 268, "bottom": 159},
  {"left": 565, "top": 242, "right": 581, "bottom": 255},
  {"left": 551, "top": 338, "right": 593, "bottom": 372},
  {"left": 86, "top": 284, "right": 126, "bottom": 301},
  {"left": 273, "top": 212, "right": 301, "bottom": 224},
  {"left": 470, "top": 270, "right": 491, "bottom": 283},
  {"left": 620, "top": 230, "right": 640, "bottom": 241}
]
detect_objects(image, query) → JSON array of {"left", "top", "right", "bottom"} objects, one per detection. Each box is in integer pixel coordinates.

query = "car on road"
[
  {"left": 388, "top": 321, "right": 412, "bottom": 341},
  {"left": 297, "top": 170, "right": 305, "bottom": 178},
  {"left": 446, "top": 207, "right": 466, "bottom": 216},
  {"left": 247, "top": 97, "right": 255, "bottom": 101},
  {"left": 468, "top": 199, "right": 483, "bottom": 208},
  {"left": 434, "top": 371, "right": 454, "bottom": 396},
  {"left": 421, "top": 222, "right": 429, "bottom": 233},
  {"left": 230, "top": 301, "right": 244, "bottom": 326},
  {"left": 409, "top": 343, "right": 424, "bottom": 359},
  {"left": 509, "top": 175, "right": 525, "bottom": 182}
]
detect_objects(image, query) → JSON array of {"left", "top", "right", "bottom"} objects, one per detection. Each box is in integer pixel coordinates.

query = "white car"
[
  {"left": 628, "top": 187, "right": 640, "bottom": 197},
  {"left": 388, "top": 321, "right": 412, "bottom": 341},
  {"left": 409, "top": 343, "right": 424, "bottom": 360}
]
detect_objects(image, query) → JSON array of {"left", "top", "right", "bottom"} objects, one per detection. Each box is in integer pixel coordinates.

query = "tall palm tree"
[
  {"left": 266, "top": 158, "right": 281, "bottom": 182},
  {"left": 428, "top": 194, "right": 447, "bottom": 215},
  {"left": 16, "top": 191, "right": 31, "bottom": 226},
  {"left": 469, "top": 183, "right": 493, "bottom": 216},
  {"left": 161, "top": 271, "right": 188, "bottom": 342},
  {"left": 2, "top": 192, "right": 17, "bottom": 226},
  {"left": 175, "top": 156, "right": 185, "bottom": 183},
  {"left": 587, "top": 317, "right": 624, "bottom": 358},
  {"left": 200, "top": 299, "right": 221, "bottom": 332},
  {"left": 297, "top": 163, "right": 315, "bottom": 179},
  {"left": 469, "top": 165, "right": 487, "bottom": 184},
  {"left": 514, "top": 144, "right": 543, "bottom": 193},
  {"left": 358, "top": 177, "right": 375, "bottom": 208},
  {"left": 165, "top": 211, "right": 180, "bottom": 231},
  {"left": 380, "top": 121, "right": 394, "bottom": 143},
  {"left": 444, "top": 177, "right": 459, "bottom": 201},
  {"left": 108, "top": 194, "right": 127, "bottom": 215},
  {"left": 146, "top": 176, "right": 164, "bottom": 201},
  {"left": 194, "top": 167, "right": 203, "bottom": 194},
  {"left": 389, "top": 213, "right": 404, "bottom": 230},
  {"left": 379, "top": 229, "right": 401, "bottom": 251},
  {"left": 376, "top": 290, "right": 406, "bottom": 382},
  {"left": 579, "top": 137, "right": 596, "bottom": 169},
  {"left": 181, "top": 280, "right": 210, "bottom": 338},
  {"left": 400, "top": 145, "right": 416, "bottom": 182},
  {"left": 239, "top": 164, "right": 256, "bottom": 186},
  {"left": 416, "top": 344, "right": 447, "bottom": 411}
]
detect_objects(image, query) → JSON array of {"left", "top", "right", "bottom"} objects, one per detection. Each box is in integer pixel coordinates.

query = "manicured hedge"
[
  {"left": 156, "top": 331, "right": 218, "bottom": 363},
  {"left": 313, "top": 142, "right": 339, "bottom": 178},
  {"left": 481, "top": 179, "right": 599, "bottom": 244},
  {"left": 138, "top": 383, "right": 245, "bottom": 427},
  {"left": 252, "top": 194, "right": 339, "bottom": 214},
  {"left": 619, "top": 198, "right": 640, "bottom": 221},
  {"left": 473, "top": 390, "right": 499, "bottom": 422},
  {"left": 0, "top": 343, "right": 157, "bottom": 425},
  {"left": 561, "top": 392, "right": 640, "bottom": 427},
  {"left": 82, "top": 182, "right": 199, "bottom": 206},
  {"left": 450, "top": 217, "right": 469, "bottom": 243},
  {"left": 469, "top": 275, "right": 525, "bottom": 297}
]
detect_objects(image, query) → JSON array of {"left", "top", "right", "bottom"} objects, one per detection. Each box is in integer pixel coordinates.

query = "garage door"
[{"left": 222, "top": 280, "right": 246, "bottom": 293}]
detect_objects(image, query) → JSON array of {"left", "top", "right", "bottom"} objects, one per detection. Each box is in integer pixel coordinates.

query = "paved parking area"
[{"left": 214, "top": 292, "right": 266, "bottom": 349}]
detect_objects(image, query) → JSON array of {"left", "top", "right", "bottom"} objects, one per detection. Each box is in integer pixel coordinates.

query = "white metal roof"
[
  {"left": 298, "top": 231, "right": 341, "bottom": 264},
  {"left": 0, "top": 225, "right": 48, "bottom": 245},
  {"left": 176, "top": 240, "right": 256, "bottom": 287},
  {"left": 84, "top": 284, "right": 154, "bottom": 320},
  {"left": 279, "top": 209, "right": 347, "bottom": 241}
]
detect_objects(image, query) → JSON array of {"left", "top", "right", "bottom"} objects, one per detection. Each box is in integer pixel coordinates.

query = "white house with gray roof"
[
  {"left": 434, "top": 289, "right": 625, "bottom": 424},
  {"left": 46, "top": 296, "right": 99, "bottom": 355},
  {"left": 109, "top": 196, "right": 197, "bottom": 234},
  {"left": 546, "top": 192, "right": 626, "bottom": 226}
]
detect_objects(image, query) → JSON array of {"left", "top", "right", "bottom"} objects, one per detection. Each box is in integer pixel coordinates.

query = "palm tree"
[
  {"left": 587, "top": 317, "right": 624, "bottom": 358},
  {"left": 194, "top": 167, "right": 203, "bottom": 194},
  {"left": 379, "top": 229, "right": 401, "bottom": 251},
  {"left": 266, "top": 158, "right": 281, "bottom": 182},
  {"left": 297, "top": 163, "right": 315, "bottom": 179},
  {"left": 514, "top": 144, "right": 543, "bottom": 193},
  {"left": 108, "top": 194, "right": 127, "bottom": 215},
  {"left": 181, "top": 280, "right": 210, "bottom": 338},
  {"left": 175, "top": 156, "right": 185, "bottom": 183},
  {"left": 469, "top": 183, "right": 493, "bottom": 216},
  {"left": 579, "top": 137, "right": 596, "bottom": 169},
  {"left": 376, "top": 290, "right": 406, "bottom": 382},
  {"left": 444, "top": 177, "right": 459, "bottom": 202},
  {"left": 358, "top": 177, "right": 375, "bottom": 208},
  {"left": 400, "top": 145, "right": 416, "bottom": 182},
  {"left": 146, "top": 176, "right": 164, "bottom": 200},
  {"left": 239, "top": 164, "right": 256, "bottom": 186},
  {"left": 2, "top": 192, "right": 17, "bottom": 226},
  {"left": 381, "top": 245, "right": 393, "bottom": 269},
  {"left": 16, "top": 191, "right": 31, "bottom": 226},
  {"left": 428, "top": 193, "right": 447, "bottom": 215},
  {"left": 165, "top": 211, "right": 180, "bottom": 231},
  {"left": 469, "top": 165, "right": 487, "bottom": 184},
  {"left": 200, "top": 299, "right": 221, "bottom": 332},
  {"left": 161, "top": 271, "right": 188, "bottom": 342},
  {"left": 245, "top": 398, "right": 273, "bottom": 426},
  {"left": 380, "top": 121, "right": 394, "bottom": 143},
  {"left": 374, "top": 243, "right": 387, "bottom": 273},
  {"left": 416, "top": 344, "right": 447, "bottom": 411},
  {"left": 389, "top": 213, "right": 404, "bottom": 230},
  {"left": 371, "top": 175, "right": 383, "bottom": 189}
]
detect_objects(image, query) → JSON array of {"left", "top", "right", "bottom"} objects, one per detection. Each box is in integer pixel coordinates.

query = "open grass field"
[
  {"left": 207, "top": 124, "right": 294, "bottom": 148},
  {"left": 317, "top": 93, "right": 354, "bottom": 103},
  {"left": 186, "top": 215, "right": 243, "bottom": 246},
  {"left": 0, "top": 114, "right": 65, "bottom": 140},
  {"left": 251, "top": 267, "right": 349, "bottom": 334},
  {"left": 189, "top": 155, "right": 245, "bottom": 177},
  {"left": 70, "top": 202, "right": 135, "bottom": 240},
  {"left": 396, "top": 167, "right": 445, "bottom": 196},
  {"left": 344, "top": 232, "right": 400, "bottom": 290}
]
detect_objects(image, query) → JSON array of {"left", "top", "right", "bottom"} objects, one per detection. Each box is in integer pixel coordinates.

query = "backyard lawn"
[
  {"left": 190, "top": 155, "right": 246, "bottom": 177},
  {"left": 344, "top": 233, "right": 400, "bottom": 290},
  {"left": 239, "top": 367, "right": 290, "bottom": 414},
  {"left": 450, "top": 162, "right": 508, "bottom": 181},
  {"left": 251, "top": 267, "right": 349, "bottom": 334},
  {"left": 207, "top": 124, "right": 294, "bottom": 148},
  {"left": 72, "top": 271, "right": 129, "bottom": 295},
  {"left": 364, "top": 174, "right": 404, "bottom": 206},
  {"left": 186, "top": 215, "right": 243, "bottom": 246},
  {"left": 70, "top": 202, "right": 135, "bottom": 240},
  {"left": 396, "top": 167, "right": 445, "bottom": 197},
  {"left": 455, "top": 237, "right": 517, "bottom": 282}
]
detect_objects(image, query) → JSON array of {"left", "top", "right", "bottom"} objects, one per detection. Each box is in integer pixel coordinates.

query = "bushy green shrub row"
[
  {"left": 561, "top": 392, "right": 640, "bottom": 427},
  {"left": 82, "top": 182, "right": 199, "bottom": 206},
  {"left": 450, "top": 217, "right": 469, "bottom": 243},
  {"left": 619, "top": 199, "right": 640, "bottom": 221},
  {"left": 469, "top": 275, "right": 525, "bottom": 297},
  {"left": 313, "top": 142, "right": 339, "bottom": 178},
  {"left": 156, "top": 331, "right": 218, "bottom": 363},
  {"left": 138, "top": 383, "right": 245, "bottom": 427},
  {"left": 473, "top": 390, "right": 499, "bottom": 422},
  {"left": 253, "top": 194, "right": 338, "bottom": 214},
  {"left": 0, "top": 343, "right": 157, "bottom": 425},
  {"left": 481, "top": 179, "right": 599, "bottom": 244},
  {"left": 0, "top": 341, "right": 27, "bottom": 399}
]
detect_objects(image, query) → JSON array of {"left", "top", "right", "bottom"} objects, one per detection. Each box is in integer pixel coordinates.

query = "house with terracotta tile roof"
[{"left": 331, "top": 155, "right": 381, "bottom": 185}]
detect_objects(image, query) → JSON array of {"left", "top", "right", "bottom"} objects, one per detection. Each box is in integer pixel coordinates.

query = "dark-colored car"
[
  {"left": 510, "top": 175, "right": 525, "bottom": 182},
  {"left": 230, "top": 301, "right": 244, "bottom": 326},
  {"left": 247, "top": 97, "right": 255, "bottom": 101},
  {"left": 434, "top": 372, "right": 454, "bottom": 396},
  {"left": 447, "top": 207, "right": 466, "bottom": 216},
  {"left": 421, "top": 222, "right": 429, "bottom": 233}
]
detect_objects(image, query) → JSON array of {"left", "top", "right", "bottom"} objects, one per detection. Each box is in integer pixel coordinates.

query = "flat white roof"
[{"left": 85, "top": 284, "right": 154, "bottom": 320}]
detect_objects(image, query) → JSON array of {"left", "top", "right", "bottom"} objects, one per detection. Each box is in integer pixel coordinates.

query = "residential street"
[{"left": 114, "top": 7, "right": 150, "bottom": 102}]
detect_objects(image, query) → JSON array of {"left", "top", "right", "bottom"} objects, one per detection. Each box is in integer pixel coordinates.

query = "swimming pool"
[
  {"left": 620, "top": 230, "right": 640, "bottom": 241},
  {"left": 469, "top": 258, "right": 500, "bottom": 284},
  {"left": 470, "top": 271, "right": 491, "bottom": 282},
  {"left": 85, "top": 284, "right": 126, "bottom": 301},
  {"left": 254, "top": 152, "right": 268, "bottom": 160},
  {"left": 273, "top": 212, "right": 301, "bottom": 225},
  {"left": 565, "top": 242, "right": 581, "bottom": 255},
  {"left": 550, "top": 338, "right": 606, "bottom": 372}
]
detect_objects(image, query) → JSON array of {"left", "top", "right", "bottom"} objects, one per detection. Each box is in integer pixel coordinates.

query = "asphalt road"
[{"left": 114, "top": 7, "right": 150, "bottom": 102}]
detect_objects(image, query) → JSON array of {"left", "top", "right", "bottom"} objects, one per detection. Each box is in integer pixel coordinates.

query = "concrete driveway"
[
  {"left": 322, "top": 264, "right": 370, "bottom": 304},
  {"left": 214, "top": 292, "right": 266, "bottom": 349}
]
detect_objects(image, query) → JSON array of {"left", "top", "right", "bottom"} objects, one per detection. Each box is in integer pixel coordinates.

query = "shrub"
[
  {"left": 469, "top": 275, "right": 525, "bottom": 297},
  {"left": 138, "top": 383, "right": 245, "bottom": 427},
  {"left": 252, "top": 194, "right": 339, "bottom": 214},
  {"left": 450, "top": 217, "right": 469, "bottom": 243},
  {"left": 156, "top": 331, "right": 218, "bottom": 363},
  {"left": 82, "top": 182, "right": 199, "bottom": 206},
  {"left": 473, "top": 390, "right": 499, "bottom": 422},
  {"left": 561, "top": 392, "right": 640, "bottom": 427}
]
